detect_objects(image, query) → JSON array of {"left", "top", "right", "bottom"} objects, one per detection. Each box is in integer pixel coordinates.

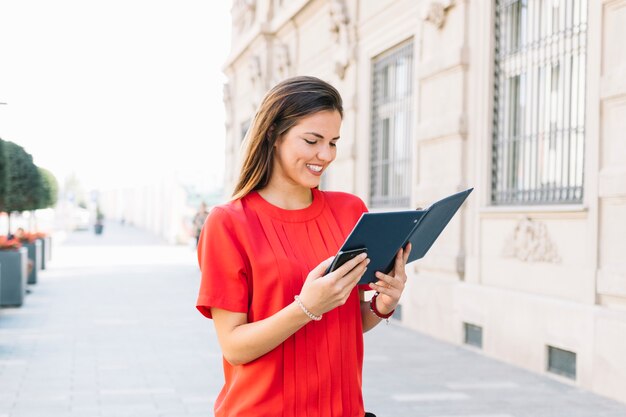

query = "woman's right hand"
[{"left": 297, "top": 253, "right": 369, "bottom": 317}]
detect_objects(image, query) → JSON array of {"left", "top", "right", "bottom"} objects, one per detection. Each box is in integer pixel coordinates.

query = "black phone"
[{"left": 325, "top": 247, "right": 368, "bottom": 275}]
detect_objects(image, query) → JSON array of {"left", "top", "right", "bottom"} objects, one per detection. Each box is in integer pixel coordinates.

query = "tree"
[
  {"left": 2, "top": 142, "right": 42, "bottom": 232},
  {"left": 37, "top": 167, "right": 59, "bottom": 209},
  {"left": 0, "top": 139, "right": 6, "bottom": 214}
]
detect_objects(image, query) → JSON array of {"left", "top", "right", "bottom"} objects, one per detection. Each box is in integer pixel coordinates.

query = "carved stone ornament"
[
  {"left": 275, "top": 43, "right": 291, "bottom": 80},
  {"left": 502, "top": 218, "right": 561, "bottom": 263},
  {"left": 249, "top": 55, "right": 265, "bottom": 110},
  {"left": 241, "top": 0, "right": 256, "bottom": 10},
  {"left": 223, "top": 83, "right": 233, "bottom": 128},
  {"left": 234, "top": 0, "right": 257, "bottom": 34},
  {"left": 329, "top": 0, "right": 353, "bottom": 79},
  {"left": 422, "top": 0, "right": 455, "bottom": 29}
]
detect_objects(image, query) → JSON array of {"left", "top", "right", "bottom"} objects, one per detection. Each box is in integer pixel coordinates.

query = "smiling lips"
[{"left": 306, "top": 164, "right": 324, "bottom": 176}]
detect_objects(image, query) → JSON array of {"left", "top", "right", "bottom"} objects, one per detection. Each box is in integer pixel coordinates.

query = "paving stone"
[{"left": 1, "top": 223, "right": 625, "bottom": 417}]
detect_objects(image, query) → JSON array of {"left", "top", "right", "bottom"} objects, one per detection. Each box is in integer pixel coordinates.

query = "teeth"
[{"left": 307, "top": 164, "right": 323, "bottom": 172}]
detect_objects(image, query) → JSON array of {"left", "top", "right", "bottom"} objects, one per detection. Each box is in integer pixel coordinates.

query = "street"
[{"left": 1, "top": 222, "right": 625, "bottom": 417}]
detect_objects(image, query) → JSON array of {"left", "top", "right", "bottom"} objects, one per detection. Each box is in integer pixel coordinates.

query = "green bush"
[
  {"left": 38, "top": 167, "right": 59, "bottom": 209},
  {"left": 2, "top": 141, "right": 43, "bottom": 213}
]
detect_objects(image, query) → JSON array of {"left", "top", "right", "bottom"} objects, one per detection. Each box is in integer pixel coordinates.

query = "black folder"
[{"left": 337, "top": 188, "right": 473, "bottom": 284}]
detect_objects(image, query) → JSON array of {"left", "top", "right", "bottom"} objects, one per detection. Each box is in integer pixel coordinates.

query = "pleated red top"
[{"left": 196, "top": 188, "right": 368, "bottom": 417}]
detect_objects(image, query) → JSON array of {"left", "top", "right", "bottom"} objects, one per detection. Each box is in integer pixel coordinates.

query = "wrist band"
[
  {"left": 369, "top": 292, "right": 395, "bottom": 322},
  {"left": 294, "top": 295, "right": 322, "bottom": 321}
]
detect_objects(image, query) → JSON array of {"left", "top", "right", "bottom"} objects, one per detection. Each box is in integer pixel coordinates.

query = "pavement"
[{"left": 1, "top": 221, "right": 625, "bottom": 417}]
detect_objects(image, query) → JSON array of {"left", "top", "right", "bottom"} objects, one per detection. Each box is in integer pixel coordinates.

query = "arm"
[
  {"left": 212, "top": 253, "right": 369, "bottom": 366},
  {"left": 360, "top": 243, "right": 411, "bottom": 332},
  {"left": 360, "top": 290, "right": 383, "bottom": 333},
  {"left": 212, "top": 302, "right": 312, "bottom": 366}
]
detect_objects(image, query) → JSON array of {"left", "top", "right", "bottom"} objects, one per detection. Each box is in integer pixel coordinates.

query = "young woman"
[{"left": 196, "top": 76, "right": 411, "bottom": 417}]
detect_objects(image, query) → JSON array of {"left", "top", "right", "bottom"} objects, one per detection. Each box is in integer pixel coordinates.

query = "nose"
[{"left": 317, "top": 144, "right": 334, "bottom": 162}]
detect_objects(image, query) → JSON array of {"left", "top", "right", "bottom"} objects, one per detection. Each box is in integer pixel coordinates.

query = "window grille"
[
  {"left": 492, "top": 0, "right": 587, "bottom": 205},
  {"left": 370, "top": 41, "right": 414, "bottom": 208},
  {"left": 547, "top": 345, "right": 576, "bottom": 379},
  {"left": 464, "top": 323, "right": 483, "bottom": 349}
]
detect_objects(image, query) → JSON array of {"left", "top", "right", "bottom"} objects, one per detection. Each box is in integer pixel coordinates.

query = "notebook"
[{"left": 335, "top": 188, "right": 473, "bottom": 284}]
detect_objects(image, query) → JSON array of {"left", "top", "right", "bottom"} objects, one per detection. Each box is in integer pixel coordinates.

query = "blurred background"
[
  {"left": 2, "top": 0, "right": 626, "bottom": 410},
  {"left": 0, "top": 0, "right": 229, "bottom": 245}
]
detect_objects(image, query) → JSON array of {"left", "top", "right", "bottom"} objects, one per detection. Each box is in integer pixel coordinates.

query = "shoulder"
[
  {"left": 204, "top": 199, "right": 247, "bottom": 233},
  {"left": 322, "top": 190, "right": 368, "bottom": 213},
  {"left": 321, "top": 191, "right": 368, "bottom": 223}
]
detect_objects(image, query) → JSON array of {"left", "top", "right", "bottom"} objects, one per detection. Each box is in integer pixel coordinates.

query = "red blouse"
[{"left": 197, "top": 188, "right": 368, "bottom": 417}]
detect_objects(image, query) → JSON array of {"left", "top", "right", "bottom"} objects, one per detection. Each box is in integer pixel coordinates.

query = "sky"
[{"left": 0, "top": 0, "right": 231, "bottom": 193}]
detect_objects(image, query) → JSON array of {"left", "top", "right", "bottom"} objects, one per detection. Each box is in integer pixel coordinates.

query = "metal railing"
[
  {"left": 492, "top": 0, "right": 587, "bottom": 205},
  {"left": 370, "top": 41, "right": 414, "bottom": 208}
]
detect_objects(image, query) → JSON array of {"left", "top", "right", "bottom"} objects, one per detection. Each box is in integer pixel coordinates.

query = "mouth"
[{"left": 306, "top": 164, "right": 324, "bottom": 175}]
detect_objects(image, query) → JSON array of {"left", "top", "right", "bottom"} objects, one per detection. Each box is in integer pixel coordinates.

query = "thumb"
[{"left": 307, "top": 256, "right": 335, "bottom": 281}]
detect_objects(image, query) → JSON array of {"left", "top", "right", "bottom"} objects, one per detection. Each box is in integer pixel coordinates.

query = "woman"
[{"left": 196, "top": 76, "right": 411, "bottom": 417}]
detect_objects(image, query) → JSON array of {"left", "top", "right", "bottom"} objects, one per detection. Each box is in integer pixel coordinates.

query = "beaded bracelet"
[
  {"left": 369, "top": 292, "right": 395, "bottom": 322},
  {"left": 294, "top": 295, "right": 322, "bottom": 321}
]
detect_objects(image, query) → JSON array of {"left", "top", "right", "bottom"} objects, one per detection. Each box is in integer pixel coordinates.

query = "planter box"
[
  {"left": 45, "top": 236, "right": 52, "bottom": 264},
  {"left": 0, "top": 248, "right": 28, "bottom": 307},
  {"left": 38, "top": 237, "right": 50, "bottom": 270},
  {"left": 24, "top": 240, "right": 42, "bottom": 285}
]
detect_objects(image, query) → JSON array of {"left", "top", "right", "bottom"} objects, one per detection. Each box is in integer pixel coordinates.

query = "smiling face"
[{"left": 270, "top": 109, "right": 342, "bottom": 192}]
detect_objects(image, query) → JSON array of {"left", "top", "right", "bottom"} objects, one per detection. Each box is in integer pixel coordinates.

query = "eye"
[
  {"left": 330, "top": 142, "right": 337, "bottom": 147},
  {"left": 303, "top": 139, "right": 316, "bottom": 145}
]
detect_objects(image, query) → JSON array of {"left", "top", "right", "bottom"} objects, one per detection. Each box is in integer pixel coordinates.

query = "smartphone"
[{"left": 325, "top": 247, "right": 368, "bottom": 275}]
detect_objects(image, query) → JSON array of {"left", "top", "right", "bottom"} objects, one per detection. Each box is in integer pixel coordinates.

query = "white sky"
[{"left": 0, "top": 0, "right": 231, "bottom": 193}]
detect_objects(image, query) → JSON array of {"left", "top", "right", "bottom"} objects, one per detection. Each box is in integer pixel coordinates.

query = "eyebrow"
[{"left": 303, "top": 132, "right": 340, "bottom": 140}]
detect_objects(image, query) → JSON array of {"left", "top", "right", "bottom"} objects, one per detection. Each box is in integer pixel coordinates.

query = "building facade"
[
  {"left": 223, "top": 0, "right": 626, "bottom": 404},
  {"left": 99, "top": 178, "right": 194, "bottom": 245}
]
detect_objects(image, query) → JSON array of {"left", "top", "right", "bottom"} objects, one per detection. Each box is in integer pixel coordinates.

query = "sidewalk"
[{"left": 0, "top": 221, "right": 625, "bottom": 417}]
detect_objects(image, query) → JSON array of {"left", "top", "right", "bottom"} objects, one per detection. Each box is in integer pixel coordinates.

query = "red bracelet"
[{"left": 369, "top": 292, "right": 395, "bottom": 320}]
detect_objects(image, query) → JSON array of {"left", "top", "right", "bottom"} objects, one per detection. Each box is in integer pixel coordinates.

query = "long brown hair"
[{"left": 232, "top": 76, "right": 343, "bottom": 200}]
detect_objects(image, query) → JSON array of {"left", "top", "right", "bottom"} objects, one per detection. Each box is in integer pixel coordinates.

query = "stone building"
[{"left": 222, "top": 0, "right": 626, "bottom": 404}]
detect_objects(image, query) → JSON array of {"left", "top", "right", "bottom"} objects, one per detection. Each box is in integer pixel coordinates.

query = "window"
[
  {"left": 492, "top": 0, "right": 587, "bottom": 205},
  {"left": 464, "top": 323, "right": 483, "bottom": 349},
  {"left": 370, "top": 41, "right": 414, "bottom": 208},
  {"left": 547, "top": 345, "right": 576, "bottom": 380}
]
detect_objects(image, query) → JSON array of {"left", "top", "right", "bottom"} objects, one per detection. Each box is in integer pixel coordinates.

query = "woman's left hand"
[{"left": 368, "top": 243, "right": 412, "bottom": 315}]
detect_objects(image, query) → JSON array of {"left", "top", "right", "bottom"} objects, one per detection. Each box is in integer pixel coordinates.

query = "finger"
[
  {"left": 394, "top": 246, "right": 408, "bottom": 276},
  {"left": 342, "top": 259, "right": 369, "bottom": 287},
  {"left": 334, "top": 268, "right": 367, "bottom": 302},
  {"left": 368, "top": 281, "right": 398, "bottom": 296},
  {"left": 403, "top": 243, "right": 412, "bottom": 264},
  {"left": 336, "top": 260, "right": 369, "bottom": 297},
  {"left": 309, "top": 256, "right": 335, "bottom": 280},
  {"left": 395, "top": 247, "right": 404, "bottom": 269},
  {"left": 373, "top": 271, "right": 399, "bottom": 287},
  {"left": 333, "top": 253, "right": 368, "bottom": 279},
  {"left": 347, "top": 267, "right": 366, "bottom": 293}
]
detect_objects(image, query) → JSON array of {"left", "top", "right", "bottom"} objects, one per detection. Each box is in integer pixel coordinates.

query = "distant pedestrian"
[
  {"left": 195, "top": 76, "right": 411, "bottom": 417},
  {"left": 192, "top": 202, "right": 209, "bottom": 247}
]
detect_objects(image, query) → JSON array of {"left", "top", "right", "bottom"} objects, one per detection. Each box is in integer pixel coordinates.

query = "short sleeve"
[{"left": 196, "top": 207, "right": 249, "bottom": 319}]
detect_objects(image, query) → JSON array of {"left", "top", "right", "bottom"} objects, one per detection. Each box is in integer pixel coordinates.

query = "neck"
[{"left": 258, "top": 184, "right": 313, "bottom": 210}]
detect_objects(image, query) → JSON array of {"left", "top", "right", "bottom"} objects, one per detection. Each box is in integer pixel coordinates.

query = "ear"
[{"left": 267, "top": 124, "right": 276, "bottom": 141}]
